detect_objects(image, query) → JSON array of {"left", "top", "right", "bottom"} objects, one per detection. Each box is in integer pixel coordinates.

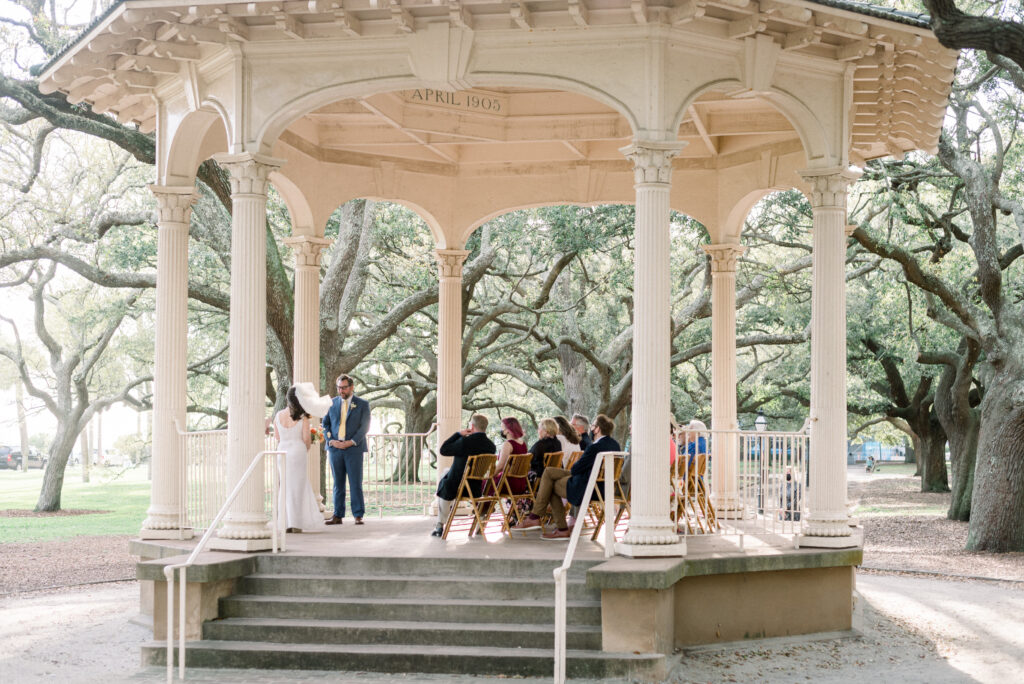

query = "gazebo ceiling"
[
  {"left": 285, "top": 88, "right": 796, "bottom": 168},
  {"left": 39, "top": 0, "right": 957, "bottom": 165}
]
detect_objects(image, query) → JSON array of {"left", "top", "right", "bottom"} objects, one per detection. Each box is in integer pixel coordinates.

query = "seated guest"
[
  {"left": 528, "top": 418, "right": 562, "bottom": 481},
  {"left": 678, "top": 419, "right": 708, "bottom": 468},
  {"left": 554, "top": 415, "right": 581, "bottom": 466},
  {"left": 571, "top": 413, "right": 593, "bottom": 450},
  {"left": 492, "top": 416, "right": 529, "bottom": 495},
  {"left": 431, "top": 413, "right": 496, "bottom": 537},
  {"left": 513, "top": 414, "right": 620, "bottom": 540}
]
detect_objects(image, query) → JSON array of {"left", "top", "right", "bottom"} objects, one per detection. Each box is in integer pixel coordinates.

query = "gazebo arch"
[{"left": 162, "top": 107, "right": 229, "bottom": 185}]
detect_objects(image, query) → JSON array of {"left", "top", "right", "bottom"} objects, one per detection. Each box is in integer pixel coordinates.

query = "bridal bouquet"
[{"left": 310, "top": 425, "right": 325, "bottom": 444}]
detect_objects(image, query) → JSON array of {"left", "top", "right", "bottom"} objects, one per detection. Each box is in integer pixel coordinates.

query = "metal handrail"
[
  {"left": 553, "top": 450, "right": 622, "bottom": 684},
  {"left": 162, "top": 448, "right": 286, "bottom": 683}
]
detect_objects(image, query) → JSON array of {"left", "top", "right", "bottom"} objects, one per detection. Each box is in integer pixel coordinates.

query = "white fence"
[
  {"left": 178, "top": 426, "right": 276, "bottom": 532},
  {"left": 179, "top": 423, "right": 804, "bottom": 539},
  {"left": 674, "top": 428, "right": 808, "bottom": 544},
  {"left": 180, "top": 424, "right": 438, "bottom": 529}
]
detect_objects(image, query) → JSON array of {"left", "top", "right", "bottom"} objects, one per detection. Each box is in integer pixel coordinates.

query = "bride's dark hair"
[{"left": 287, "top": 386, "right": 310, "bottom": 421}]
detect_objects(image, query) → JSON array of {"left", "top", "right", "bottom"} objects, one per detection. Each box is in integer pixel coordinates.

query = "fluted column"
[
  {"left": 800, "top": 167, "right": 860, "bottom": 547},
  {"left": 702, "top": 243, "right": 745, "bottom": 517},
  {"left": 211, "top": 153, "right": 284, "bottom": 551},
  {"left": 283, "top": 235, "right": 331, "bottom": 507},
  {"left": 617, "top": 140, "right": 687, "bottom": 558},
  {"left": 141, "top": 185, "right": 197, "bottom": 539},
  {"left": 435, "top": 249, "right": 469, "bottom": 474}
]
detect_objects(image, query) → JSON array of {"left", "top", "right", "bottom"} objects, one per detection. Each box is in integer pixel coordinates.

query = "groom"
[{"left": 323, "top": 374, "right": 371, "bottom": 525}]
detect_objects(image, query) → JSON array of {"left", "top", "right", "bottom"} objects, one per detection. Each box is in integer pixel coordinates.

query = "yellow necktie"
[{"left": 340, "top": 399, "right": 349, "bottom": 441}]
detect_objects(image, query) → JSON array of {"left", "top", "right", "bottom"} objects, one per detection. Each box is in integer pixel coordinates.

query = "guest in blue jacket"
[{"left": 512, "top": 414, "right": 620, "bottom": 540}]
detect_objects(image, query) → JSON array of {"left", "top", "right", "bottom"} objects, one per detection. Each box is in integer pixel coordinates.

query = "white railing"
[
  {"left": 553, "top": 450, "right": 621, "bottom": 684},
  {"left": 323, "top": 425, "right": 438, "bottom": 517},
  {"left": 177, "top": 424, "right": 277, "bottom": 532},
  {"left": 674, "top": 428, "right": 808, "bottom": 544},
  {"left": 163, "top": 448, "right": 285, "bottom": 683}
]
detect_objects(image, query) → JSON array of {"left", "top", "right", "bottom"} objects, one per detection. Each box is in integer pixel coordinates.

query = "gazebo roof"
[{"left": 39, "top": 0, "right": 957, "bottom": 164}]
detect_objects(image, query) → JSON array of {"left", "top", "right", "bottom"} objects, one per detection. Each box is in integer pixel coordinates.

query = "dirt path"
[{"left": 670, "top": 573, "right": 1024, "bottom": 684}]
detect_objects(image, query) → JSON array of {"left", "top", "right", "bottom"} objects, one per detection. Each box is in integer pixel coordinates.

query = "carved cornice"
[
  {"left": 283, "top": 236, "right": 332, "bottom": 268},
  {"left": 798, "top": 167, "right": 862, "bottom": 210},
  {"left": 435, "top": 249, "right": 470, "bottom": 279},
  {"left": 149, "top": 185, "right": 198, "bottom": 226},
  {"left": 212, "top": 152, "right": 286, "bottom": 197},
  {"left": 620, "top": 140, "right": 688, "bottom": 185},
  {"left": 701, "top": 243, "right": 746, "bottom": 273}
]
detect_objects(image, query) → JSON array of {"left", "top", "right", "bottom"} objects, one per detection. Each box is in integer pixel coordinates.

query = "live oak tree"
[{"left": 852, "top": 45, "right": 1024, "bottom": 551}]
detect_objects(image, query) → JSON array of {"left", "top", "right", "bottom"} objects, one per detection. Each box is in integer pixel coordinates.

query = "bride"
[{"left": 274, "top": 382, "right": 331, "bottom": 533}]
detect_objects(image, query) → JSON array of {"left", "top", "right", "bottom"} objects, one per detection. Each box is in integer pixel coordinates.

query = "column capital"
[
  {"left": 212, "top": 152, "right": 286, "bottom": 197},
  {"left": 701, "top": 243, "right": 746, "bottom": 273},
  {"left": 283, "top": 236, "right": 332, "bottom": 268},
  {"left": 619, "top": 140, "right": 688, "bottom": 185},
  {"left": 798, "top": 166, "right": 862, "bottom": 210},
  {"left": 435, "top": 249, "right": 470, "bottom": 279},
  {"left": 149, "top": 185, "right": 198, "bottom": 225}
]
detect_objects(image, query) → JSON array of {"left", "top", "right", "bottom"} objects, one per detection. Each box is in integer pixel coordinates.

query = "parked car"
[
  {"left": 7, "top": 448, "right": 47, "bottom": 470},
  {"left": 0, "top": 445, "right": 15, "bottom": 469}
]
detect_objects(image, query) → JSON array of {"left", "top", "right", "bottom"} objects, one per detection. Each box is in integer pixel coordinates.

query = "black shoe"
[{"left": 430, "top": 523, "right": 443, "bottom": 537}]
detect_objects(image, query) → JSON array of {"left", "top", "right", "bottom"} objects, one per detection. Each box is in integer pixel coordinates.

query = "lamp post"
[{"left": 754, "top": 411, "right": 767, "bottom": 432}]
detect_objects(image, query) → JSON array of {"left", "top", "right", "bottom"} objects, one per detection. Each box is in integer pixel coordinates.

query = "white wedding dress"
[{"left": 275, "top": 413, "right": 324, "bottom": 532}]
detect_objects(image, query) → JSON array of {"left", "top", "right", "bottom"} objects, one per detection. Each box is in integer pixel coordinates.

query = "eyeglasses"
[{"left": 337, "top": 384, "right": 351, "bottom": 390}]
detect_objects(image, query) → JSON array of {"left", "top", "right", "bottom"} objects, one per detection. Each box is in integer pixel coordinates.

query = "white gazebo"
[{"left": 41, "top": 0, "right": 952, "bottom": 563}]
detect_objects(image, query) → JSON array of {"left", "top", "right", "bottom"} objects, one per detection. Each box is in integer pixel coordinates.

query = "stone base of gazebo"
[{"left": 130, "top": 517, "right": 860, "bottom": 679}]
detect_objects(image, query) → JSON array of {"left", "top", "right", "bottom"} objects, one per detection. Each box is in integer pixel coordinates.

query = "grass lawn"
[{"left": 0, "top": 467, "right": 150, "bottom": 543}]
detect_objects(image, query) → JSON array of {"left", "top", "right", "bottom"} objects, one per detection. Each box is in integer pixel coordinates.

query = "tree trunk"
[
  {"left": 920, "top": 410, "right": 949, "bottom": 493},
  {"left": 16, "top": 381, "right": 30, "bottom": 472},
  {"left": 36, "top": 426, "right": 80, "bottom": 511},
  {"left": 966, "top": 361, "right": 1024, "bottom": 552},
  {"left": 82, "top": 420, "right": 91, "bottom": 484},
  {"left": 96, "top": 409, "right": 104, "bottom": 465},
  {"left": 931, "top": 342, "right": 980, "bottom": 520},
  {"left": 947, "top": 411, "right": 979, "bottom": 520},
  {"left": 390, "top": 391, "right": 436, "bottom": 483}
]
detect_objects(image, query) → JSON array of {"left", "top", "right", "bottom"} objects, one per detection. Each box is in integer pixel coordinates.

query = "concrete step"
[
  {"left": 220, "top": 594, "right": 603, "bottom": 626},
  {"left": 203, "top": 617, "right": 603, "bottom": 650},
  {"left": 255, "top": 554, "right": 600, "bottom": 579},
  {"left": 237, "top": 573, "right": 599, "bottom": 601},
  {"left": 142, "top": 640, "right": 665, "bottom": 679}
]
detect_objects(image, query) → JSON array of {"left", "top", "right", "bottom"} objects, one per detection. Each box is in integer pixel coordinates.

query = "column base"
[
  {"left": 713, "top": 496, "right": 744, "bottom": 519},
  {"left": 208, "top": 536, "right": 275, "bottom": 552},
  {"left": 615, "top": 539, "right": 687, "bottom": 558},
  {"left": 798, "top": 528, "right": 862, "bottom": 549},
  {"left": 139, "top": 527, "right": 194, "bottom": 540}
]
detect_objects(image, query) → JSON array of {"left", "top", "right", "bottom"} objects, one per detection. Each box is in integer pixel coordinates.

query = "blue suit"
[{"left": 322, "top": 394, "right": 371, "bottom": 519}]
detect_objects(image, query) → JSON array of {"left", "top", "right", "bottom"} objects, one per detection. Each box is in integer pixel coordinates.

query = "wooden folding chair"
[
  {"left": 543, "top": 451, "right": 564, "bottom": 470},
  {"left": 587, "top": 453, "right": 625, "bottom": 541},
  {"left": 693, "top": 452, "right": 717, "bottom": 531},
  {"left": 441, "top": 454, "right": 498, "bottom": 539},
  {"left": 565, "top": 450, "right": 583, "bottom": 469},
  {"left": 672, "top": 452, "right": 717, "bottom": 534},
  {"left": 494, "top": 452, "right": 534, "bottom": 536}
]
